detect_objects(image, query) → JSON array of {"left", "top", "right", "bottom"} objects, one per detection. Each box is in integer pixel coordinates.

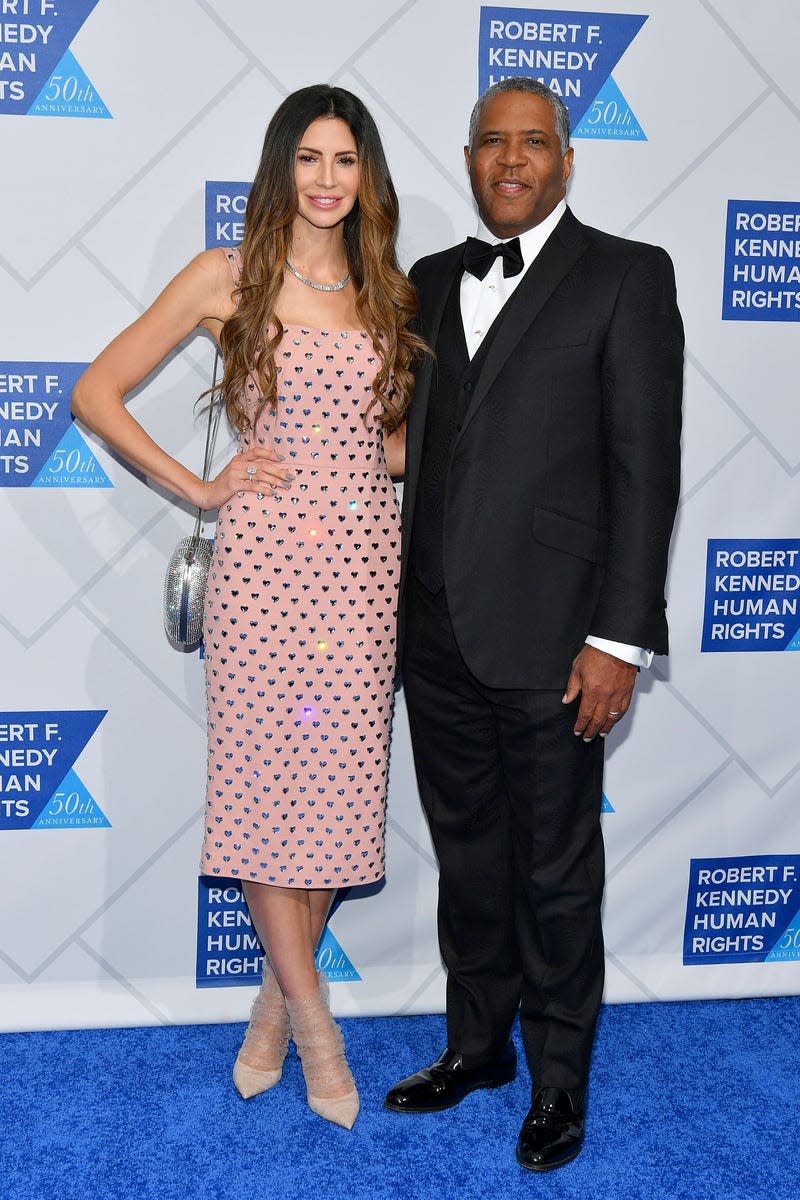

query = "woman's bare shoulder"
[{"left": 180, "top": 247, "right": 239, "bottom": 326}]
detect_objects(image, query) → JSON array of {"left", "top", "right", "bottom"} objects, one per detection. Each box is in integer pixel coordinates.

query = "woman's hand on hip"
[{"left": 199, "top": 446, "right": 294, "bottom": 509}]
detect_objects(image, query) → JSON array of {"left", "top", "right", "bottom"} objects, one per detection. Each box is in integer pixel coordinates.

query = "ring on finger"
[
  {"left": 246, "top": 465, "right": 258, "bottom": 478},
  {"left": 608, "top": 710, "right": 621, "bottom": 718}
]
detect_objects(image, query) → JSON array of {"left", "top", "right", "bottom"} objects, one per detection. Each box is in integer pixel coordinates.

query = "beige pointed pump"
[
  {"left": 232, "top": 963, "right": 290, "bottom": 1099},
  {"left": 286, "top": 976, "right": 359, "bottom": 1129}
]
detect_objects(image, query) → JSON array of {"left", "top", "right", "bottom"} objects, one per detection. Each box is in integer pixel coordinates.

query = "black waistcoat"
[{"left": 413, "top": 270, "right": 497, "bottom": 593}]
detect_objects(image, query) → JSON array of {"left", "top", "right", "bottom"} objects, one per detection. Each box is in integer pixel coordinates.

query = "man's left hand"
[{"left": 562, "top": 645, "right": 638, "bottom": 741}]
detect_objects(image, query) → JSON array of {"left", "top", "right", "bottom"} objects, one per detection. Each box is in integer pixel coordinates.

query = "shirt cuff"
[{"left": 585, "top": 636, "right": 654, "bottom": 669}]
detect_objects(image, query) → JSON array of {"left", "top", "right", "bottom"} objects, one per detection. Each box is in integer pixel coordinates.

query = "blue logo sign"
[
  {"left": 701, "top": 540, "right": 800, "bottom": 652},
  {"left": 315, "top": 926, "right": 362, "bottom": 982},
  {"left": 721, "top": 200, "right": 800, "bottom": 322},
  {"left": 684, "top": 856, "right": 800, "bottom": 965},
  {"left": 0, "top": 710, "right": 108, "bottom": 830},
  {"left": 601, "top": 792, "right": 614, "bottom": 813},
  {"left": 196, "top": 880, "right": 264, "bottom": 988},
  {"left": 0, "top": 362, "right": 112, "bottom": 488},
  {"left": 478, "top": 7, "right": 647, "bottom": 139},
  {"left": 0, "top": 2, "right": 110, "bottom": 119},
  {"left": 196, "top": 878, "right": 360, "bottom": 987},
  {"left": 205, "top": 181, "right": 251, "bottom": 250}
]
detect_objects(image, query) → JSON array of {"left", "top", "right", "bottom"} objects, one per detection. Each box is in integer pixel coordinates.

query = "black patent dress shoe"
[
  {"left": 516, "top": 1087, "right": 585, "bottom": 1172},
  {"left": 384, "top": 1042, "right": 517, "bottom": 1112}
]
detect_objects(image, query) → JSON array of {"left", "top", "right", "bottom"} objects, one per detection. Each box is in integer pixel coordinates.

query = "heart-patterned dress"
[{"left": 200, "top": 248, "right": 400, "bottom": 887}]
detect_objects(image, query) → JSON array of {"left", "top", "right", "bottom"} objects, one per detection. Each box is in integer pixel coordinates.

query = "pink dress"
[{"left": 200, "top": 248, "right": 400, "bottom": 887}]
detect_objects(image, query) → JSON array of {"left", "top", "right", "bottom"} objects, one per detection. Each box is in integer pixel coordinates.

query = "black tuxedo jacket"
[{"left": 400, "top": 207, "right": 684, "bottom": 690}]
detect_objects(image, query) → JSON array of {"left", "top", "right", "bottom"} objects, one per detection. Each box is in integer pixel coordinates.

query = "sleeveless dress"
[{"left": 200, "top": 248, "right": 400, "bottom": 887}]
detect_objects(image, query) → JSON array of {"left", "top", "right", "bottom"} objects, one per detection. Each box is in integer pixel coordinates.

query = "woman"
[{"left": 72, "top": 84, "right": 424, "bottom": 1129}]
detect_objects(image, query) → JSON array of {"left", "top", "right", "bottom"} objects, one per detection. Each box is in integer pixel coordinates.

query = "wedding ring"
[
  {"left": 608, "top": 711, "right": 621, "bottom": 717},
  {"left": 246, "top": 465, "right": 258, "bottom": 478}
]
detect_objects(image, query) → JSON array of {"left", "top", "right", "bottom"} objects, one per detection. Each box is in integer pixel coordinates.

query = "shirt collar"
[{"left": 474, "top": 199, "right": 567, "bottom": 270}]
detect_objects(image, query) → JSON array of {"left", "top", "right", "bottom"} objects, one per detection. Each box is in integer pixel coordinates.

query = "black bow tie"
[{"left": 463, "top": 235, "right": 524, "bottom": 280}]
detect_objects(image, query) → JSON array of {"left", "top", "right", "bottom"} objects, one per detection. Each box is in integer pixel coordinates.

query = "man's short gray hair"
[{"left": 468, "top": 77, "right": 571, "bottom": 154}]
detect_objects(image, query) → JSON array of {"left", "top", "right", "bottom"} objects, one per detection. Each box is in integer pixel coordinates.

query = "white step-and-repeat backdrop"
[{"left": 1, "top": 0, "right": 798, "bottom": 1031}]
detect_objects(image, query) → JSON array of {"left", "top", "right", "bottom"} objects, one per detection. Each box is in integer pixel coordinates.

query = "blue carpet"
[{"left": 1, "top": 996, "right": 797, "bottom": 1200}]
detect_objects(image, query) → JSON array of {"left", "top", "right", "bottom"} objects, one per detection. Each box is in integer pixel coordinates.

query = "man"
[{"left": 384, "top": 78, "right": 683, "bottom": 1172}]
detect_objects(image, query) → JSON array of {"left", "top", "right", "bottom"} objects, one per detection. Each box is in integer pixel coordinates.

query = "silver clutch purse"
[
  {"left": 163, "top": 534, "right": 213, "bottom": 646},
  {"left": 162, "top": 351, "right": 222, "bottom": 648}
]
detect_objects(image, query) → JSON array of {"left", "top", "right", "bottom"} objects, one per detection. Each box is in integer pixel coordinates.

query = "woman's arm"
[
  {"left": 384, "top": 423, "right": 406, "bottom": 479},
  {"left": 72, "top": 249, "right": 290, "bottom": 509}
]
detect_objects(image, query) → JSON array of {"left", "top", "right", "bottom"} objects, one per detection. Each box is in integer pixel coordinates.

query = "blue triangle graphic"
[
  {"left": 28, "top": 48, "right": 111, "bottom": 119},
  {"left": 785, "top": 625, "right": 800, "bottom": 652},
  {"left": 574, "top": 76, "right": 646, "bottom": 141},
  {"left": 315, "top": 926, "right": 362, "bottom": 982},
  {"left": 765, "top": 904, "right": 800, "bottom": 962},
  {"left": 32, "top": 768, "right": 111, "bottom": 829},
  {"left": 32, "top": 420, "right": 112, "bottom": 488},
  {"left": 601, "top": 792, "right": 615, "bottom": 814}
]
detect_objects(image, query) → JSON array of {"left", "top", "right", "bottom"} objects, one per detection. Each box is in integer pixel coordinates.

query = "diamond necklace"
[{"left": 284, "top": 258, "right": 350, "bottom": 292}]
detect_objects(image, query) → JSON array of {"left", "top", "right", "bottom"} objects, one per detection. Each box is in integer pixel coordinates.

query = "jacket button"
[{"left": 463, "top": 381, "right": 472, "bottom": 391}]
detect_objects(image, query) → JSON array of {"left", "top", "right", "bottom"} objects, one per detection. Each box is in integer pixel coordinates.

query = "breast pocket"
[{"left": 537, "top": 332, "right": 591, "bottom": 351}]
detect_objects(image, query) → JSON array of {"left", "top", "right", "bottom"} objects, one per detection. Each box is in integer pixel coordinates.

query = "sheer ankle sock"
[
  {"left": 286, "top": 977, "right": 359, "bottom": 1129},
  {"left": 232, "top": 964, "right": 290, "bottom": 1099}
]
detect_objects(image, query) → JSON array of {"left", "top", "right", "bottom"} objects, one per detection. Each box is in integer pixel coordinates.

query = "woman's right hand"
[{"left": 198, "top": 444, "right": 294, "bottom": 510}]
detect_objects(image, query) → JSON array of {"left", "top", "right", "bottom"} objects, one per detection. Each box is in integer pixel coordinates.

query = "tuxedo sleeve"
[{"left": 589, "top": 246, "right": 683, "bottom": 654}]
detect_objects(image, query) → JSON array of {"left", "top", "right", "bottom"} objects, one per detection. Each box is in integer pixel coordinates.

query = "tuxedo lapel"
[
  {"left": 407, "top": 247, "right": 463, "bottom": 442},
  {"left": 456, "top": 210, "right": 590, "bottom": 438}
]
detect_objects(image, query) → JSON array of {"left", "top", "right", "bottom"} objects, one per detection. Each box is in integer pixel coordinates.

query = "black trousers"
[{"left": 402, "top": 576, "right": 606, "bottom": 1097}]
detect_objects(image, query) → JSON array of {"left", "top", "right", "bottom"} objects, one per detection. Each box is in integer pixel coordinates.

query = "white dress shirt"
[{"left": 459, "top": 200, "right": 652, "bottom": 669}]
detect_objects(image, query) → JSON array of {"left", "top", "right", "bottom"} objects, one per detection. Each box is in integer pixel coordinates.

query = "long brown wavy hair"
[{"left": 219, "top": 84, "right": 427, "bottom": 434}]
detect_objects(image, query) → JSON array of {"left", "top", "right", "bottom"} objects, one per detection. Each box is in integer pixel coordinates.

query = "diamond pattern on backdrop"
[
  {"left": 0, "top": 0, "right": 248, "bottom": 284},
  {"left": 1, "top": 0, "right": 798, "bottom": 1028}
]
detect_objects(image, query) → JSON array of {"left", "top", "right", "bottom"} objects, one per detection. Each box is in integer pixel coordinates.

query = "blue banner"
[
  {"left": 0, "top": 1, "right": 110, "bottom": 118},
  {"left": 684, "top": 856, "right": 800, "bottom": 964},
  {"left": 0, "top": 710, "right": 107, "bottom": 830},
  {"left": 0, "top": 361, "right": 111, "bottom": 488},
  {"left": 721, "top": 200, "right": 800, "bottom": 322},
  {"left": 701, "top": 539, "right": 800, "bottom": 652},
  {"left": 196, "top": 879, "right": 264, "bottom": 988},
  {"left": 205, "top": 181, "right": 251, "bottom": 250},
  {"left": 196, "top": 878, "right": 361, "bottom": 987},
  {"left": 478, "top": 7, "right": 647, "bottom": 134}
]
